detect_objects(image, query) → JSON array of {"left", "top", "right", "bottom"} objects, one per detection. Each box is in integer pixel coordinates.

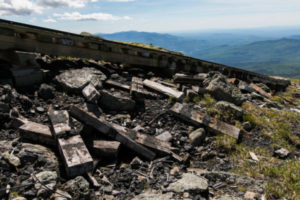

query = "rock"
[
  {"left": 34, "top": 171, "right": 57, "bottom": 197},
  {"left": 38, "top": 84, "right": 55, "bottom": 100},
  {"left": 167, "top": 173, "right": 208, "bottom": 193},
  {"left": 62, "top": 176, "right": 90, "bottom": 199},
  {"left": 216, "top": 101, "right": 244, "bottom": 119},
  {"left": 242, "top": 122, "right": 252, "bottom": 132},
  {"left": 82, "top": 84, "right": 100, "bottom": 103},
  {"left": 51, "top": 190, "right": 72, "bottom": 200},
  {"left": 189, "top": 128, "right": 206, "bottom": 146},
  {"left": 11, "top": 197, "right": 27, "bottom": 200},
  {"left": 238, "top": 81, "right": 256, "bottom": 93},
  {"left": 130, "top": 157, "right": 143, "bottom": 169},
  {"left": 35, "top": 107, "right": 45, "bottom": 113},
  {"left": 18, "top": 95, "right": 33, "bottom": 109},
  {"left": 244, "top": 191, "right": 258, "bottom": 200},
  {"left": 170, "top": 166, "right": 180, "bottom": 175},
  {"left": 2, "top": 151, "right": 21, "bottom": 167},
  {"left": 155, "top": 131, "right": 172, "bottom": 142},
  {"left": 99, "top": 90, "right": 135, "bottom": 111},
  {"left": 204, "top": 72, "right": 244, "bottom": 105},
  {"left": 274, "top": 148, "right": 289, "bottom": 158},
  {"left": 132, "top": 191, "right": 174, "bottom": 200},
  {"left": 55, "top": 67, "right": 106, "bottom": 92}
]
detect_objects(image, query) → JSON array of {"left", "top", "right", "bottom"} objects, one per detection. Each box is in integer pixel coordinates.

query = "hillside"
[{"left": 99, "top": 31, "right": 300, "bottom": 78}]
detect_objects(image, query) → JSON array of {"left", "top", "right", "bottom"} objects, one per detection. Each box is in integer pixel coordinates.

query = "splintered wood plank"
[
  {"left": 170, "top": 103, "right": 241, "bottom": 140},
  {"left": 105, "top": 79, "right": 130, "bottom": 91},
  {"left": 250, "top": 83, "right": 272, "bottom": 98},
  {"left": 58, "top": 135, "right": 93, "bottom": 177},
  {"left": 169, "top": 103, "right": 210, "bottom": 126},
  {"left": 70, "top": 106, "right": 156, "bottom": 160},
  {"left": 48, "top": 109, "right": 71, "bottom": 138},
  {"left": 143, "top": 79, "right": 185, "bottom": 100},
  {"left": 19, "top": 120, "right": 55, "bottom": 145},
  {"left": 93, "top": 140, "right": 120, "bottom": 158},
  {"left": 130, "top": 77, "right": 158, "bottom": 98}
]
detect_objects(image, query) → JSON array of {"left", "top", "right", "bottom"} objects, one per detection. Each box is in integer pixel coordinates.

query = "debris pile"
[{"left": 0, "top": 56, "right": 299, "bottom": 199}]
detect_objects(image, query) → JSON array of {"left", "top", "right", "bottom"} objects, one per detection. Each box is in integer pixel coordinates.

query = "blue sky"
[{"left": 1, "top": 0, "right": 300, "bottom": 34}]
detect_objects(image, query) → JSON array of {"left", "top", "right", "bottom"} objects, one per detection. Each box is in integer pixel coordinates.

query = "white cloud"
[
  {"left": 107, "top": 0, "right": 134, "bottom": 2},
  {"left": 54, "top": 12, "right": 131, "bottom": 21},
  {"left": 38, "top": 0, "right": 97, "bottom": 9},
  {"left": 0, "top": 0, "right": 42, "bottom": 16},
  {"left": 43, "top": 18, "right": 57, "bottom": 23}
]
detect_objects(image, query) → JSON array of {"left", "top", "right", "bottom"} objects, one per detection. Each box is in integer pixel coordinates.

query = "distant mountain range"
[{"left": 98, "top": 31, "right": 300, "bottom": 78}]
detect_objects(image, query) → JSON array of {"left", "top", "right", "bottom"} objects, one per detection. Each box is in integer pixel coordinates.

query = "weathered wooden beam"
[
  {"left": 93, "top": 140, "right": 120, "bottom": 158},
  {"left": 143, "top": 79, "right": 185, "bottom": 100},
  {"left": 173, "top": 73, "right": 207, "bottom": 84},
  {"left": 19, "top": 120, "right": 55, "bottom": 146},
  {"left": 48, "top": 109, "right": 71, "bottom": 138},
  {"left": 104, "top": 79, "right": 130, "bottom": 91},
  {"left": 208, "top": 118, "right": 241, "bottom": 140},
  {"left": 58, "top": 135, "right": 93, "bottom": 177},
  {"left": 70, "top": 106, "right": 156, "bottom": 160},
  {"left": 169, "top": 103, "right": 210, "bottom": 126},
  {"left": 169, "top": 103, "right": 241, "bottom": 140},
  {"left": 130, "top": 77, "right": 157, "bottom": 98}
]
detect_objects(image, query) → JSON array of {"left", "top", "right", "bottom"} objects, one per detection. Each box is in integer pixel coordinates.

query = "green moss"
[{"left": 215, "top": 134, "right": 237, "bottom": 152}]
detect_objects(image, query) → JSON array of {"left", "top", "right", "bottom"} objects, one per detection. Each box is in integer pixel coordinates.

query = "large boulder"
[
  {"left": 99, "top": 90, "right": 136, "bottom": 112},
  {"left": 167, "top": 173, "right": 208, "bottom": 193},
  {"left": 62, "top": 176, "right": 90, "bottom": 199},
  {"left": 55, "top": 67, "right": 106, "bottom": 93},
  {"left": 204, "top": 72, "right": 245, "bottom": 105},
  {"left": 34, "top": 171, "right": 57, "bottom": 198}
]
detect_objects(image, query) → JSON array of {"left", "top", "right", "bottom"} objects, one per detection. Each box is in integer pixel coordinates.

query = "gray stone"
[
  {"left": 99, "top": 90, "right": 135, "bottom": 111},
  {"left": 204, "top": 72, "right": 244, "bottom": 105},
  {"left": 1, "top": 151, "right": 21, "bottom": 167},
  {"left": 274, "top": 148, "right": 289, "bottom": 158},
  {"left": 167, "top": 173, "right": 208, "bottom": 193},
  {"left": 55, "top": 67, "right": 106, "bottom": 92},
  {"left": 238, "top": 81, "right": 256, "bottom": 93},
  {"left": 38, "top": 84, "right": 55, "bottom": 100},
  {"left": 63, "top": 176, "right": 90, "bottom": 199},
  {"left": 51, "top": 189, "right": 72, "bottom": 200},
  {"left": 242, "top": 122, "right": 252, "bottom": 132},
  {"left": 156, "top": 131, "right": 172, "bottom": 142},
  {"left": 189, "top": 128, "right": 206, "bottom": 146},
  {"left": 82, "top": 83, "right": 100, "bottom": 103},
  {"left": 132, "top": 191, "right": 174, "bottom": 200},
  {"left": 216, "top": 101, "right": 244, "bottom": 119},
  {"left": 256, "top": 83, "right": 271, "bottom": 93},
  {"left": 34, "top": 171, "right": 57, "bottom": 197}
]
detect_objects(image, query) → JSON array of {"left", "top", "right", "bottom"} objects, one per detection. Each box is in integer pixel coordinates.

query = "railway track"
[{"left": 0, "top": 19, "right": 290, "bottom": 89}]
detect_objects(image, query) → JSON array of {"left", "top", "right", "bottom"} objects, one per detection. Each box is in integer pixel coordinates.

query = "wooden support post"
[
  {"left": 173, "top": 73, "right": 206, "bottom": 84},
  {"left": 105, "top": 79, "right": 130, "bottom": 91},
  {"left": 143, "top": 79, "right": 185, "bottom": 100}
]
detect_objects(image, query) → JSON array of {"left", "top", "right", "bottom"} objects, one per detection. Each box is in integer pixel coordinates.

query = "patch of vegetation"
[{"left": 215, "top": 134, "right": 237, "bottom": 152}]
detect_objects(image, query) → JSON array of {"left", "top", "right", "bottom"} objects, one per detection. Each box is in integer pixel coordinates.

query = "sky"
[{"left": 1, "top": 0, "right": 300, "bottom": 34}]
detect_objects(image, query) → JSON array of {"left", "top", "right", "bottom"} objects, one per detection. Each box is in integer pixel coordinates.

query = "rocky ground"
[{"left": 0, "top": 56, "right": 299, "bottom": 200}]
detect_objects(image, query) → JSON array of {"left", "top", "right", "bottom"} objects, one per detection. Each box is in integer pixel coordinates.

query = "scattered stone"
[
  {"left": 130, "top": 157, "right": 143, "bottom": 169},
  {"left": 274, "top": 148, "right": 289, "bottom": 158},
  {"left": 170, "top": 166, "right": 180, "bottom": 175},
  {"left": 249, "top": 152, "right": 259, "bottom": 162},
  {"left": 99, "top": 90, "right": 135, "bottom": 111},
  {"left": 34, "top": 171, "right": 57, "bottom": 197},
  {"left": 55, "top": 67, "right": 106, "bottom": 92},
  {"left": 216, "top": 194, "right": 242, "bottom": 200},
  {"left": 82, "top": 83, "right": 100, "bottom": 103},
  {"left": 155, "top": 131, "right": 172, "bottom": 142},
  {"left": 63, "top": 176, "right": 90, "bottom": 199},
  {"left": 1, "top": 151, "right": 21, "bottom": 167},
  {"left": 242, "top": 121, "right": 252, "bottom": 132},
  {"left": 250, "top": 83, "right": 271, "bottom": 98},
  {"left": 256, "top": 83, "right": 271, "bottom": 93},
  {"left": 204, "top": 72, "right": 245, "bottom": 105},
  {"left": 35, "top": 106, "right": 45, "bottom": 113},
  {"left": 51, "top": 189, "right": 72, "bottom": 200},
  {"left": 189, "top": 128, "right": 206, "bottom": 146},
  {"left": 38, "top": 84, "right": 55, "bottom": 100},
  {"left": 167, "top": 173, "right": 208, "bottom": 193},
  {"left": 244, "top": 191, "right": 258, "bottom": 200},
  {"left": 238, "top": 81, "right": 256, "bottom": 93}
]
